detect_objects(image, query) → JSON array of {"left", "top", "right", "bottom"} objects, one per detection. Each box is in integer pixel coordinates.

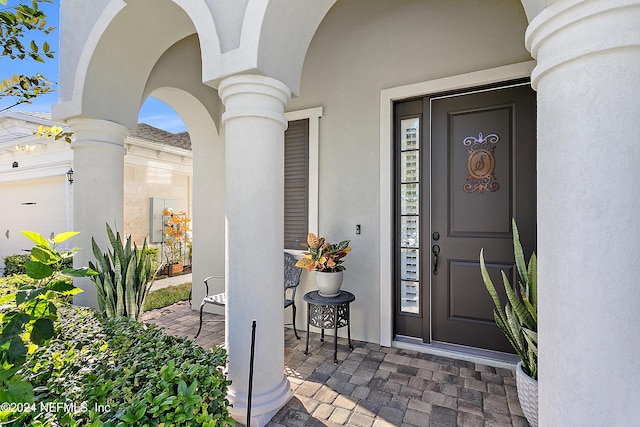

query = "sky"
[{"left": 0, "top": 0, "right": 187, "bottom": 133}]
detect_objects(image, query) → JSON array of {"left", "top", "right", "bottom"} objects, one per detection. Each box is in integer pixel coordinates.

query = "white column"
[
  {"left": 526, "top": 1, "right": 640, "bottom": 425},
  {"left": 67, "top": 117, "right": 129, "bottom": 308},
  {"left": 218, "top": 74, "right": 292, "bottom": 426}
]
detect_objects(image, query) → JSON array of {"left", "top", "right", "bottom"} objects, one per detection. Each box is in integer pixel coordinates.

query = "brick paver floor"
[{"left": 143, "top": 302, "right": 529, "bottom": 426}]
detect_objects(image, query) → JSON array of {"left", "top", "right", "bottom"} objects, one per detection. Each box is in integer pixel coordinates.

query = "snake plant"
[
  {"left": 89, "top": 224, "right": 156, "bottom": 321},
  {"left": 480, "top": 219, "right": 537, "bottom": 380}
]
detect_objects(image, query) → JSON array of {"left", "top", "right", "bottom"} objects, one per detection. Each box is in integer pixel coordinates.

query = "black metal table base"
[{"left": 303, "top": 290, "right": 355, "bottom": 364}]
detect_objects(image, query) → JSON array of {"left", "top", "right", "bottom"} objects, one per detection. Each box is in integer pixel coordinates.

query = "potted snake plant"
[{"left": 480, "top": 219, "right": 538, "bottom": 427}]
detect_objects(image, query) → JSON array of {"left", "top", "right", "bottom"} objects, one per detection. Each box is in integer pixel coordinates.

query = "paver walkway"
[{"left": 143, "top": 302, "right": 529, "bottom": 426}]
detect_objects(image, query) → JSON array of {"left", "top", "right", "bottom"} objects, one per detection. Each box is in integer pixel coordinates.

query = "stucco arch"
[
  {"left": 142, "top": 34, "right": 222, "bottom": 135},
  {"left": 54, "top": 0, "right": 544, "bottom": 121},
  {"left": 140, "top": 32, "right": 225, "bottom": 314},
  {"left": 146, "top": 84, "right": 225, "bottom": 307},
  {"left": 53, "top": 0, "right": 214, "bottom": 129},
  {"left": 217, "top": 0, "right": 545, "bottom": 96}
]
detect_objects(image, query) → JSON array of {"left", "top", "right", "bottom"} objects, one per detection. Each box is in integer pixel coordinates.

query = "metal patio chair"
[
  {"left": 284, "top": 252, "right": 303, "bottom": 339},
  {"left": 194, "top": 253, "right": 303, "bottom": 339},
  {"left": 194, "top": 275, "right": 225, "bottom": 339}
]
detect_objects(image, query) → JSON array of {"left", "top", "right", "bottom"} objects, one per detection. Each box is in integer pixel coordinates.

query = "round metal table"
[{"left": 303, "top": 290, "right": 355, "bottom": 363}]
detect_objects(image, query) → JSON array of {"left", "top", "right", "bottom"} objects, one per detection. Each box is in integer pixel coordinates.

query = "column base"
[{"left": 228, "top": 375, "right": 293, "bottom": 427}]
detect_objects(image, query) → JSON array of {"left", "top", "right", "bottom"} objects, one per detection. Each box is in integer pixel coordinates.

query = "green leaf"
[
  {"left": 187, "top": 379, "right": 198, "bottom": 395},
  {"left": 46, "top": 281, "right": 76, "bottom": 293},
  {"left": 134, "top": 404, "right": 146, "bottom": 420},
  {"left": 177, "top": 379, "right": 188, "bottom": 396},
  {"left": 512, "top": 219, "right": 528, "bottom": 288},
  {"left": 479, "top": 250, "right": 507, "bottom": 324},
  {"left": 20, "top": 230, "right": 49, "bottom": 247},
  {"left": 502, "top": 271, "right": 535, "bottom": 330},
  {"left": 52, "top": 231, "right": 79, "bottom": 244},
  {"left": 2, "top": 313, "right": 30, "bottom": 338},
  {"left": 3, "top": 378, "right": 34, "bottom": 403},
  {"left": 30, "top": 245, "right": 55, "bottom": 264},
  {"left": 118, "top": 412, "right": 136, "bottom": 423},
  {"left": 62, "top": 267, "right": 97, "bottom": 277},
  {"left": 528, "top": 252, "right": 538, "bottom": 309},
  {"left": 15, "top": 289, "right": 29, "bottom": 305},
  {"left": 24, "top": 260, "right": 53, "bottom": 279},
  {"left": 6, "top": 337, "right": 27, "bottom": 365},
  {"left": 30, "top": 318, "right": 55, "bottom": 345},
  {"left": 27, "top": 299, "right": 55, "bottom": 318},
  {"left": 0, "top": 366, "right": 19, "bottom": 382}
]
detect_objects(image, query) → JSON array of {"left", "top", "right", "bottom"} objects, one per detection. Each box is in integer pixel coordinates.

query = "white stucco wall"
[
  {"left": 123, "top": 163, "right": 191, "bottom": 246},
  {"left": 287, "top": 0, "right": 531, "bottom": 344}
]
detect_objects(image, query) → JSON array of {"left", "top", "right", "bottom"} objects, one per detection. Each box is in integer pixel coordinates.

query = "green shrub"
[
  {"left": 0, "top": 274, "right": 33, "bottom": 295},
  {"left": 3, "top": 254, "right": 30, "bottom": 276},
  {"left": 12, "top": 305, "right": 233, "bottom": 426},
  {"left": 3, "top": 253, "right": 73, "bottom": 277},
  {"left": 144, "top": 246, "right": 159, "bottom": 260},
  {"left": 0, "top": 231, "right": 91, "bottom": 414}
]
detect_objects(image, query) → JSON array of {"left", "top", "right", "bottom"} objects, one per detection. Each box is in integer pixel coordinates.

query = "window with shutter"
[{"left": 284, "top": 119, "right": 309, "bottom": 249}]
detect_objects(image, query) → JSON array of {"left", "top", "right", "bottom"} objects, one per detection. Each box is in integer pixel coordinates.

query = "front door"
[{"left": 394, "top": 82, "right": 536, "bottom": 353}]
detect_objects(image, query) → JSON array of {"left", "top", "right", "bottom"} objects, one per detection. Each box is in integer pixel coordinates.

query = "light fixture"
[{"left": 66, "top": 168, "right": 74, "bottom": 184}]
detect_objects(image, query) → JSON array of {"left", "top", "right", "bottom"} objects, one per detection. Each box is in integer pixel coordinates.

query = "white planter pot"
[
  {"left": 315, "top": 271, "right": 344, "bottom": 297},
  {"left": 516, "top": 361, "right": 538, "bottom": 427}
]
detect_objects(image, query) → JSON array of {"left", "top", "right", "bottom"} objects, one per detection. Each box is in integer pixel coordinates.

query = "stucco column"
[
  {"left": 67, "top": 117, "right": 128, "bottom": 308},
  {"left": 218, "top": 74, "right": 292, "bottom": 426},
  {"left": 526, "top": 1, "right": 640, "bottom": 424}
]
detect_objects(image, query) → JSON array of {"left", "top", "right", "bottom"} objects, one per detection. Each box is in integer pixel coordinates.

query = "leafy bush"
[
  {"left": 144, "top": 246, "right": 162, "bottom": 274},
  {"left": 3, "top": 254, "right": 73, "bottom": 277},
  {"left": 0, "top": 274, "right": 33, "bottom": 296},
  {"left": 3, "top": 254, "right": 30, "bottom": 276},
  {"left": 0, "top": 231, "right": 92, "bottom": 415},
  {"left": 11, "top": 305, "right": 233, "bottom": 426}
]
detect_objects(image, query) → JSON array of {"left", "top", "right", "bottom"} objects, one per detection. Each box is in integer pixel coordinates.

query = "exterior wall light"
[{"left": 66, "top": 168, "right": 74, "bottom": 184}]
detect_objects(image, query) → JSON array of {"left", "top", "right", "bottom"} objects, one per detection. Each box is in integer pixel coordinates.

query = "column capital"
[
  {"left": 526, "top": 0, "right": 640, "bottom": 88},
  {"left": 218, "top": 74, "right": 291, "bottom": 127},
  {"left": 66, "top": 117, "right": 129, "bottom": 154}
]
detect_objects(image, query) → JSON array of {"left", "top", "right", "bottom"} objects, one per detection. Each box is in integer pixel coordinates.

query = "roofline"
[{"left": 0, "top": 111, "right": 57, "bottom": 127}]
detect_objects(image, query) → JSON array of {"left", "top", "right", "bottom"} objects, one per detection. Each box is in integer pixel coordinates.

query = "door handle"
[{"left": 432, "top": 244, "right": 440, "bottom": 275}]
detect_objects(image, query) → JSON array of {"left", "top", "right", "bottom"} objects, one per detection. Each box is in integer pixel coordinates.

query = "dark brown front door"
[
  {"left": 394, "top": 82, "right": 536, "bottom": 353},
  {"left": 431, "top": 84, "right": 536, "bottom": 352}
]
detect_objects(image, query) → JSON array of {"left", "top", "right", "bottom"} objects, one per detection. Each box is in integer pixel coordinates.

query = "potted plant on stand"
[
  {"left": 161, "top": 208, "right": 191, "bottom": 276},
  {"left": 480, "top": 219, "right": 538, "bottom": 427},
  {"left": 296, "top": 232, "right": 351, "bottom": 297}
]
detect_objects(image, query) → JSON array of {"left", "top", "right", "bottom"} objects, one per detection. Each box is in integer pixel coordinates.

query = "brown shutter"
[{"left": 284, "top": 119, "right": 309, "bottom": 249}]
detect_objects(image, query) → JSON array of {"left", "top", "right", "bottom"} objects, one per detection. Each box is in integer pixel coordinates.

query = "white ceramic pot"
[
  {"left": 315, "top": 271, "right": 344, "bottom": 297},
  {"left": 516, "top": 361, "right": 538, "bottom": 427}
]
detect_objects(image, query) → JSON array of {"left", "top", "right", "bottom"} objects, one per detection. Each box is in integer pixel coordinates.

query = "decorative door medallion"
[{"left": 463, "top": 132, "right": 499, "bottom": 195}]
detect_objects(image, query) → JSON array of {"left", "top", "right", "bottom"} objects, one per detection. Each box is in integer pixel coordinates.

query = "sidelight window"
[{"left": 398, "top": 117, "right": 420, "bottom": 314}]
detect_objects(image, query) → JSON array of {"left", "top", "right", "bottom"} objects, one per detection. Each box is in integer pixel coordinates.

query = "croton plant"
[{"left": 296, "top": 233, "right": 351, "bottom": 272}]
